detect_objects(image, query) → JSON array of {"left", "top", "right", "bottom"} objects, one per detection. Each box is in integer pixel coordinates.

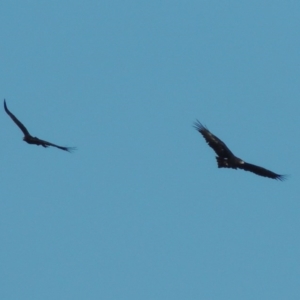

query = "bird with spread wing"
[
  {"left": 194, "top": 120, "right": 286, "bottom": 181},
  {"left": 4, "top": 99, "right": 76, "bottom": 152}
]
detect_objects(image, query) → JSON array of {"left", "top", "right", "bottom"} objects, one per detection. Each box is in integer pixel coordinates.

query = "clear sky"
[{"left": 0, "top": 1, "right": 299, "bottom": 299}]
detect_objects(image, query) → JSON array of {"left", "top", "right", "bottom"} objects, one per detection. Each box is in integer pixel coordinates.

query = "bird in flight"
[
  {"left": 194, "top": 120, "right": 286, "bottom": 181},
  {"left": 4, "top": 99, "right": 76, "bottom": 152}
]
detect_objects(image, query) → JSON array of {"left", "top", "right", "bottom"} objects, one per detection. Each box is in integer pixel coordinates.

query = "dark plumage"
[
  {"left": 4, "top": 99, "right": 76, "bottom": 152},
  {"left": 194, "top": 120, "right": 286, "bottom": 181}
]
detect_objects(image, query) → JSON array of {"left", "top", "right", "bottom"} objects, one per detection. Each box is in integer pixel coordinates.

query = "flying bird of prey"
[
  {"left": 194, "top": 120, "right": 286, "bottom": 181},
  {"left": 4, "top": 99, "right": 76, "bottom": 152}
]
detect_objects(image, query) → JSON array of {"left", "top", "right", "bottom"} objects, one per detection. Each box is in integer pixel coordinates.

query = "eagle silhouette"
[
  {"left": 194, "top": 120, "right": 286, "bottom": 181},
  {"left": 4, "top": 99, "right": 76, "bottom": 152}
]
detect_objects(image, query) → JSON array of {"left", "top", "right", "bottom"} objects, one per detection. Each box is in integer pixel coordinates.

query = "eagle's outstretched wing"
[
  {"left": 36, "top": 138, "right": 76, "bottom": 152},
  {"left": 4, "top": 99, "right": 31, "bottom": 137},
  {"left": 238, "top": 162, "right": 286, "bottom": 181},
  {"left": 194, "top": 120, "right": 234, "bottom": 158}
]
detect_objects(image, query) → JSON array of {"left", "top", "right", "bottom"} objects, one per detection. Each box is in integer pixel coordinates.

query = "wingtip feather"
[
  {"left": 276, "top": 174, "right": 288, "bottom": 181},
  {"left": 193, "top": 119, "right": 207, "bottom": 132}
]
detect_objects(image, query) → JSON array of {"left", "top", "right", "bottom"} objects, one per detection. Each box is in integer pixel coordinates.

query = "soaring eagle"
[
  {"left": 4, "top": 99, "right": 76, "bottom": 152},
  {"left": 194, "top": 120, "right": 286, "bottom": 181}
]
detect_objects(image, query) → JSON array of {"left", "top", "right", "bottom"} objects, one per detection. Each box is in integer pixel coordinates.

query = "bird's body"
[
  {"left": 4, "top": 99, "right": 76, "bottom": 152},
  {"left": 194, "top": 120, "right": 286, "bottom": 181}
]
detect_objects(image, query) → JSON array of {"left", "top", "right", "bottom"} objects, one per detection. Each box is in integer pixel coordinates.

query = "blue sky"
[{"left": 0, "top": 1, "right": 299, "bottom": 299}]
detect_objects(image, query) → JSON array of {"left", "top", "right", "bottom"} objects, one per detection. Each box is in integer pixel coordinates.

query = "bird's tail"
[{"left": 216, "top": 157, "right": 229, "bottom": 168}]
